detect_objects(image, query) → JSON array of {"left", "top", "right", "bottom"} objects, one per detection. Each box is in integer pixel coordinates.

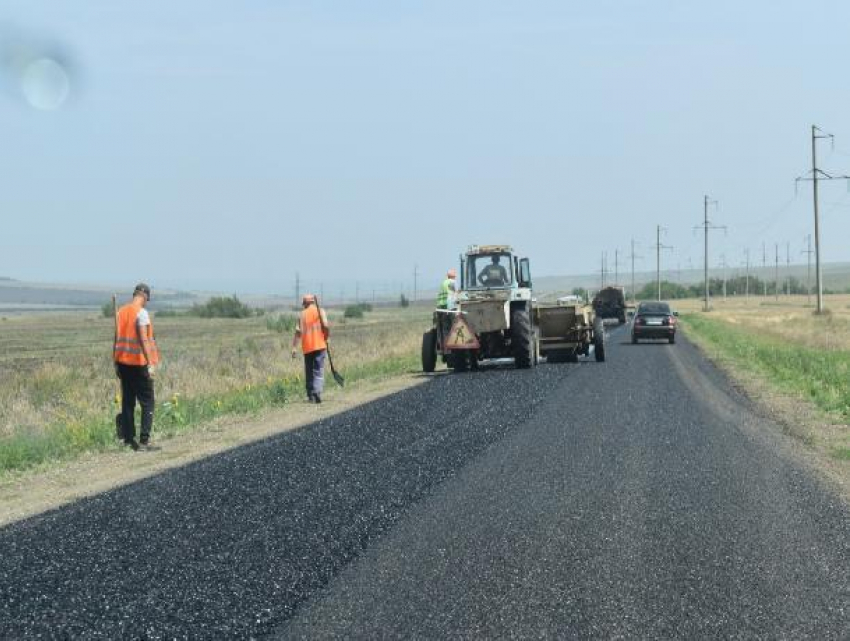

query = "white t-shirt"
[{"left": 137, "top": 308, "right": 151, "bottom": 327}]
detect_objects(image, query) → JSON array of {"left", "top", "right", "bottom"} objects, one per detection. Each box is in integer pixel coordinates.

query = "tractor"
[{"left": 422, "top": 245, "right": 537, "bottom": 372}]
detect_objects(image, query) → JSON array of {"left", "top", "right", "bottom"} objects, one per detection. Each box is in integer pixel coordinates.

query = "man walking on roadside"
[
  {"left": 291, "top": 293, "right": 330, "bottom": 403},
  {"left": 113, "top": 283, "right": 159, "bottom": 451}
]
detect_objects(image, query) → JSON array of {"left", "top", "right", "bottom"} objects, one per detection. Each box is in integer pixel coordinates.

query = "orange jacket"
[
  {"left": 300, "top": 304, "right": 328, "bottom": 354},
  {"left": 114, "top": 302, "right": 160, "bottom": 366}
]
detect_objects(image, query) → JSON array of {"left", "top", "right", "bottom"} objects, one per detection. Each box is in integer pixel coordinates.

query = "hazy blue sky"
[{"left": 2, "top": 1, "right": 850, "bottom": 295}]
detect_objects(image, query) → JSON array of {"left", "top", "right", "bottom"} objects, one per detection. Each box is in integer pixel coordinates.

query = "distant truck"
[{"left": 592, "top": 286, "right": 626, "bottom": 324}]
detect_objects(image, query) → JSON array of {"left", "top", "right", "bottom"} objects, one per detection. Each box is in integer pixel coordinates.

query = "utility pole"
[
  {"left": 413, "top": 264, "right": 419, "bottom": 303},
  {"left": 785, "top": 242, "right": 791, "bottom": 296},
  {"left": 795, "top": 125, "right": 850, "bottom": 313},
  {"left": 600, "top": 252, "right": 606, "bottom": 289},
  {"left": 614, "top": 249, "right": 619, "bottom": 285},
  {"left": 628, "top": 238, "right": 643, "bottom": 304},
  {"left": 653, "top": 225, "right": 673, "bottom": 301},
  {"left": 695, "top": 195, "right": 724, "bottom": 311},
  {"left": 801, "top": 234, "right": 814, "bottom": 305},
  {"left": 295, "top": 272, "right": 301, "bottom": 307},
  {"left": 761, "top": 242, "right": 768, "bottom": 297},
  {"left": 355, "top": 281, "right": 360, "bottom": 303},
  {"left": 774, "top": 244, "right": 780, "bottom": 302},
  {"left": 719, "top": 254, "right": 728, "bottom": 301}
]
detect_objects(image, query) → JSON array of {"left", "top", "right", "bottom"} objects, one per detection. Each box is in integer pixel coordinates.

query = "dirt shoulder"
[
  {"left": 0, "top": 375, "right": 426, "bottom": 528},
  {"left": 680, "top": 325, "right": 850, "bottom": 503}
]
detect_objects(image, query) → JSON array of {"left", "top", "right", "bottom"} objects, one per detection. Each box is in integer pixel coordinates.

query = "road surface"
[{"left": 1, "top": 325, "right": 848, "bottom": 638}]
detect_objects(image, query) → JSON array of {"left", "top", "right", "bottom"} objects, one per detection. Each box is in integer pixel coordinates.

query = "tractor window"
[{"left": 468, "top": 253, "right": 513, "bottom": 288}]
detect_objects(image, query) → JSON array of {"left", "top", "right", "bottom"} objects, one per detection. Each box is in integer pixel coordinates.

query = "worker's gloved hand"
[
  {"left": 114, "top": 362, "right": 121, "bottom": 379},
  {"left": 290, "top": 348, "right": 298, "bottom": 360},
  {"left": 145, "top": 364, "right": 156, "bottom": 379}
]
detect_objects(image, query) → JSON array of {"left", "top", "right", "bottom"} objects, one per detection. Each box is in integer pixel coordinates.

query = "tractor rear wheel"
[
  {"left": 421, "top": 330, "right": 437, "bottom": 373},
  {"left": 511, "top": 306, "right": 534, "bottom": 369}
]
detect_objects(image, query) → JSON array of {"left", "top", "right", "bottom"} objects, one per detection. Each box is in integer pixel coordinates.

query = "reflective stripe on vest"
[
  {"left": 300, "top": 305, "right": 327, "bottom": 354},
  {"left": 114, "top": 303, "right": 160, "bottom": 366}
]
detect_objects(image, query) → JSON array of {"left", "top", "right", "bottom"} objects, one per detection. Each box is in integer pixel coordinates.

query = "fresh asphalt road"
[{"left": 1, "top": 324, "right": 849, "bottom": 639}]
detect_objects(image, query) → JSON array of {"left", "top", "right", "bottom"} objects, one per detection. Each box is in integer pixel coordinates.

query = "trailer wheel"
[
  {"left": 512, "top": 306, "right": 534, "bottom": 369},
  {"left": 593, "top": 318, "right": 606, "bottom": 362},
  {"left": 421, "top": 330, "right": 437, "bottom": 373}
]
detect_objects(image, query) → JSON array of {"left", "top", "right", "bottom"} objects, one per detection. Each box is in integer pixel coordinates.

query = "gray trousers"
[{"left": 304, "top": 349, "right": 326, "bottom": 398}]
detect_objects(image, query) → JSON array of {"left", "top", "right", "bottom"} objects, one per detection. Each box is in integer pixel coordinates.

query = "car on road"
[{"left": 631, "top": 301, "right": 677, "bottom": 344}]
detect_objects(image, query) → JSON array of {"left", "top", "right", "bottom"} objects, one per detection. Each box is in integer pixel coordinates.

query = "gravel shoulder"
[{"left": 679, "top": 322, "right": 850, "bottom": 504}]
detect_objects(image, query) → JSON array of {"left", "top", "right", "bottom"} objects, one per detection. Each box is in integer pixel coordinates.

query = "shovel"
[
  {"left": 112, "top": 294, "right": 123, "bottom": 440},
  {"left": 314, "top": 296, "right": 345, "bottom": 387}
]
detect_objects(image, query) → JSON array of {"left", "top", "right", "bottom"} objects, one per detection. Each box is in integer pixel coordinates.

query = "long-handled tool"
[
  {"left": 314, "top": 296, "right": 344, "bottom": 387},
  {"left": 112, "top": 294, "right": 123, "bottom": 440}
]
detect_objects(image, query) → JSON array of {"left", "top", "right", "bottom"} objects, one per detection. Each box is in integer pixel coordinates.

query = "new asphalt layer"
[{"left": 1, "top": 325, "right": 849, "bottom": 638}]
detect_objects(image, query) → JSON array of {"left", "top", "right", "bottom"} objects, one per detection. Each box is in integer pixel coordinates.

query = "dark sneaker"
[
  {"left": 124, "top": 439, "right": 140, "bottom": 451},
  {"left": 313, "top": 394, "right": 322, "bottom": 404},
  {"left": 140, "top": 441, "right": 160, "bottom": 451}
]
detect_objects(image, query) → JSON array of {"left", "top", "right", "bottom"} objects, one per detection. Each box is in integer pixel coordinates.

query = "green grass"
[
  {"left": 682, "top": 313, "right": 850, "bottom": 458},
  {"left": 0, "top": 351, "right": 419, "bottom": 475},
  {"left": 0, "top": 306, "right": 428, "bottom": 476}
]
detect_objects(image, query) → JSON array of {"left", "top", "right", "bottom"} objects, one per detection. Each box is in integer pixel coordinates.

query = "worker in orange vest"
[
  {"left": 113, "top": 283, "right": 160, "bottom": 450},
  {"left": 291, "top": 293, "right": 330, "bottom": 403}
]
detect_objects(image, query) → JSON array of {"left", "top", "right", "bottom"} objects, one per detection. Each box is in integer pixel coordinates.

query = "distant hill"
[
  {"left": 0, "top": 280, "right": 199, "bottom": 310},
  {"left": 534, "top": 262, "right": 850, "bottom": 296}
]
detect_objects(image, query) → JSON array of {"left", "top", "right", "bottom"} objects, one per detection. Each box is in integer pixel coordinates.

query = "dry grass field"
[
  {"left": 674, "top": 294, "right": 850, "bottom": 350},
  {"left": 0, "top": 305, "right": 430, "bottom": 472}
]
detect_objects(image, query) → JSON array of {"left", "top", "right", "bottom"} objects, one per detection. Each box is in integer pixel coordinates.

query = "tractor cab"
[{"left": 460, "top": 245, "right": 532, "bottom": 296}]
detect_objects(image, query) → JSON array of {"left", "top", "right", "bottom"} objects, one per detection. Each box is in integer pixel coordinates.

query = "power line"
[
  {"left": 628, "top": 239, "right": 643, "bottom": 304},
  {"left": 801, "top": 234, "right": 814, "bottom": 305},
  {"left": 652, "top": 225, "right": 673, "bottom": 301},
  {"left": 795, "top": 124, "right": 850, "bottom": 313},
  {"left": 694, "top": 195, "right": 725, "bottom": 311}
]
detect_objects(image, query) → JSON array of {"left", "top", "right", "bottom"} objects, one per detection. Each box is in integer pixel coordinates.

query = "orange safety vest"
[
  {"left": 114, "top": 302, "right": 160, "bottom": 366},
  {"left": 300, "top": 304, "right": 328, "bottom": 354}
]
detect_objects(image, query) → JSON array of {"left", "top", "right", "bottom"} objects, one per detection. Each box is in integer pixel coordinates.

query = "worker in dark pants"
[
  {"left": 291, "top": 293, "right": 330, "bottom": 403},
  {"left": 113, "top": 283, "right": 160, "bottom": 450}
]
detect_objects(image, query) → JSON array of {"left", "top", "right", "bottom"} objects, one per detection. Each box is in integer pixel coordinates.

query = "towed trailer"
[{"left": 534, "top": 302, "right": 606, "bottom": 363}]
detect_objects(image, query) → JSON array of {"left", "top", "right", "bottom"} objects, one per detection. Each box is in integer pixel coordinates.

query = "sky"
[{"left": 2, "top": 1, "right": 850, "bottom": 296}]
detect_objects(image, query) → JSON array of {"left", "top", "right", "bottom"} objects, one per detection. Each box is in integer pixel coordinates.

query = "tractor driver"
[{"left": 477, "top": 255, "right": 510, "bottom": 287}]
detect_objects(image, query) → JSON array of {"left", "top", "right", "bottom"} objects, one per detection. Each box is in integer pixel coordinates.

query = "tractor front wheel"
[{"left": 421, "top": 330, "right": 437, "bottom": 373}]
